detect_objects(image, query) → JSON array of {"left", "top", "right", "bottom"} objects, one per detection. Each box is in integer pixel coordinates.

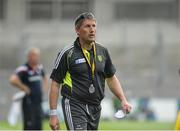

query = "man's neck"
[
  {"left": 79, "top": 38, "right": 93, "bottom": 50},
  {"left": 28, "top": 62, "right": 38, "bottom": 70}
]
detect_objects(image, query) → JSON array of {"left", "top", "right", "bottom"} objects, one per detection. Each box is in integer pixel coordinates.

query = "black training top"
[
  {"left": 50, "top": 38, "right": 116, "bottom": 105},
  {"left": 15, "top": 63, "right": 45, "bottom": 104}
]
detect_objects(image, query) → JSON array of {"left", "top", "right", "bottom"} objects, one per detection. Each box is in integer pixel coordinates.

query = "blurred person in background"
[
  {"left": 9, "top": 47, "right": 48, "bottom": 130},
  {"left": 49, "top": 12, "right": 132, "bottom": 130}
]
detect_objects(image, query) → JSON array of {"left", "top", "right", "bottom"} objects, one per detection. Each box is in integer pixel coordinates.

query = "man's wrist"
[
  {"left": 21, "top": 85, "right": 29, "bottom": 93},
  {"left": 49, "top": 109, "right": 58, "bottom": 116},
  {"left": 119, "top": 96, "right": 127, "bottom": 103}
]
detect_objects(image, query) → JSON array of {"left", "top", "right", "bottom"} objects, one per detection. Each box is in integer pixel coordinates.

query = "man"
[
  {"left": 49, "top": 12, "right": 132, "bottom": 130},
  {"left": 9, "top": 47, "right": 48, "bottom": 130}
]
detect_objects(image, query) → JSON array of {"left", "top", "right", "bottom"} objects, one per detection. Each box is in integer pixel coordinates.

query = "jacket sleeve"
[
  {"left": 50, "top": 51, "right": 68, "bottom": 84},
  {"left": 104, "top": 48, "right": 116, "bottom": 78}
]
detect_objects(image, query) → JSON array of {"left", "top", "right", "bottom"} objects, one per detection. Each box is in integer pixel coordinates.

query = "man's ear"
[{"left": 75, "top": 27, "right": 80, "bottom": 35}]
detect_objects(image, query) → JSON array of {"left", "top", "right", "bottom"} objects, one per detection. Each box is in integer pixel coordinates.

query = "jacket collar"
[
  {"left": 74, "top": 37, "right": 96, "bottom": 50},
  {"left": 74, "top": 37, "right": 81, "bottom": 49}
]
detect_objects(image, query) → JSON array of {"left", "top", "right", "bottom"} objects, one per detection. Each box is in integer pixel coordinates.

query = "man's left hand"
[{"left": 121, "top": 100, "right": 132, "bottom": 114}]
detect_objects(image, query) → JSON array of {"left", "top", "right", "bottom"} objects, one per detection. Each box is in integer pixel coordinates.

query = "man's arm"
[
  {"left": 9, "top": 74, "right": 30, "bottom": 95},
  {"left": 49, "top": 80, "right": 60, "bottom": 110},
  {"left": 49, "top": 49, "right": 69, "bottom": 130},
  {"left": 106, "top": 75, "right": 132, "bottom": 113},
  {"left": 49, "top": 80, "right": 60, "bottom": 130}
]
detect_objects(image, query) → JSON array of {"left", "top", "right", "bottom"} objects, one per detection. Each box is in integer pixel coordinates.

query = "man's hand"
[
  {"left": 9, "top": 74, "right": 31, "bottom": 95},
  {"left": 121, "top": 100, "right": 132, "bottom": 114},
  {"left": 22, "top": 85, "right": 31, "bottom": 95},
  {"left": 49, "top": 115, "right": 60, "bottom": 131}
]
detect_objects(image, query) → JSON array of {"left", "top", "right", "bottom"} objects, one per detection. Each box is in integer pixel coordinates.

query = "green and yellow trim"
[{"left": 62, "top": 71, "right": 72, "bottom": 91}]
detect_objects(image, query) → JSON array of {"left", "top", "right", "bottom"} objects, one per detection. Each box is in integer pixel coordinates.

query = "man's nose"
[{"left": 90, "top": 26, "right": 95, "bottom": 32}]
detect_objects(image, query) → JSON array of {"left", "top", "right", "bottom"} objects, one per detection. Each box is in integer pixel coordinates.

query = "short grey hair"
[
  {"left": 75, "top": 12, "right": 96, "bottom": 28},
  {"left": 26, "top": 46, "right": 40, "bottom": 56}
]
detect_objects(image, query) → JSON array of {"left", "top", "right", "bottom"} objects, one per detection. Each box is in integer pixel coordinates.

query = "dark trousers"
[
  {"left": 22, "top": 97, "right": 42, "bottom": 130},
  {"left": 62, "top": 97, "right": 101, "bottom": 130}
]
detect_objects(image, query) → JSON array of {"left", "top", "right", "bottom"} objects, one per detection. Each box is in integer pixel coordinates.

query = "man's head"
[
  {"left": 26, "top": 47, "right": 40, "bottom": 66},
  {"left": 75, "top": 12, "right": 97, "bottom": 44}
]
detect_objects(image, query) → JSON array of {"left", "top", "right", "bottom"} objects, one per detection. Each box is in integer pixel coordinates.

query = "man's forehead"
[{"left": 81, "top": 19, "right": 96, "bottom": 25}]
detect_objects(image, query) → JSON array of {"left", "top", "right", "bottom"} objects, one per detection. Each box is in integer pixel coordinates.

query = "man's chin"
[
  {"left": 88, "top": 38, "right": 95, "bottom": 43},
  {"left": 82, "top": 38, "right": 95, "bottom": 44}
]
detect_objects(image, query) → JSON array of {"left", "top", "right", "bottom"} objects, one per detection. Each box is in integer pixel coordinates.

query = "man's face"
[
  {"left": 76, "top": 19, "right": 96, "bottom": 43},
  {"left": 28, "top": 50, "right": 40, "bottom": 66}
]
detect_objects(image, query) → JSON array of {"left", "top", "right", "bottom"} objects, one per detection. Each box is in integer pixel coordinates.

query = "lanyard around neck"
[{"left": 81, "top": 43, "right": 96, "bottom": 79}]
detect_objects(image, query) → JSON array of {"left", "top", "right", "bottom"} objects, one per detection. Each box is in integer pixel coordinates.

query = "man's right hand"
[
  {"left": 22, "top": 85, "right": 31, "bottom": 95},
  {"left": 49, "top": 115, "right": 60, "bottom": 131}
]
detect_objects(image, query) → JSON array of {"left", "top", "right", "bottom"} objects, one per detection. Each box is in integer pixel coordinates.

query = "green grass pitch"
[{"left": 0, "top": 120, "right": 175, "bottom": 130}]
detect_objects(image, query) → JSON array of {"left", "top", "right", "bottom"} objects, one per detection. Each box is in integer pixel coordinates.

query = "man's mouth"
[{"left": 89, "top": 34, "right": 95, "bottom": 37}]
